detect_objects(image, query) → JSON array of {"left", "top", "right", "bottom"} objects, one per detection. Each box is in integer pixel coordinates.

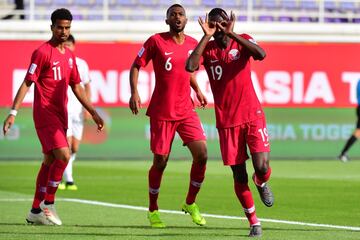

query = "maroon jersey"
[
  {"left": 202, "top": 34, "right": 264, "bottom": 128},
  {"left": 24, "top": 41, "right": 81, "bottom": 129},
  {"left": 135, "top": 32, "right": 198, "bottom": 120}
]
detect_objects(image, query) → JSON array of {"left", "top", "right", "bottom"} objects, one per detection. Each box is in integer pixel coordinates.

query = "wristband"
[{"left": 9, "top": 109, "right": 18, "bottom": 116}]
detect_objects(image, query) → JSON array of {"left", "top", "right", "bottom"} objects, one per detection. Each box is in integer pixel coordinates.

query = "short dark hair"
[
  {"left": 166, "top": 4, "right": 184, "bottom": 17},
  {"left": 66, "top": 34, "right": 75, "bottom": 44},
  {"left": 51, "top": 8, "right": 73, "bottom": 25},
  {"left": 208, "top": 8, "right": 228, "bottom": 19}
]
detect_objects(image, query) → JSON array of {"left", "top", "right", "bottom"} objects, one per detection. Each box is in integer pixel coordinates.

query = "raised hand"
[
  {"left": 198, "top": 13, "right": 216, "bottom": 37},
  {"left": 216, "top": 11, "right": 235, "bottom": 36}
]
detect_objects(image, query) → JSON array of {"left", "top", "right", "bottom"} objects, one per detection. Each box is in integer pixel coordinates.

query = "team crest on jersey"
[
  {"left": 138, "top": 47, "right": 145, "bottom": 57},
  {"left": 68, "top": 58, "right": 74, "bottom": 69},
  {"left": 229, "top": 49, "right": 240, "bottom": 61}
]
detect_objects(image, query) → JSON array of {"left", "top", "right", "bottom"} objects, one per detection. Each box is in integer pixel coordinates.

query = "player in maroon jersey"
[
  {"left": 129, "top": 4, "right": 208, "bottom": 228},
  {"left": 186, "top": 8, "right": 274, "bottom": 237},
  {"left": 2, "top": 8, "right": 104, "bottom": 226}
]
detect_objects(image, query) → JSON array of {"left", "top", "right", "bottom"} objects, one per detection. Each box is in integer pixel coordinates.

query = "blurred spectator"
[{"left": 2, "top": 0, "right": 25, "bottom": 20}]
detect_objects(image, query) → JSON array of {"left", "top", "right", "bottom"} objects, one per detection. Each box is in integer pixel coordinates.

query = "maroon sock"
[
  {"left": 32, "top": 163, "right": 50, "bottom": 209},
  {"left": 148, "top": 165, "right": 164, "bottom": 212},
  {"left": 44, "top": 159, "right": 68, "bottom": 203},
  {"left": 186, "top": 163, "right": 206, "bottom": 204},
  {"left": 254, "top": 167, "right": 272, "bottom": 186},
  {"left": 234, "top": 182, "right": 259, "bottom": 226}
]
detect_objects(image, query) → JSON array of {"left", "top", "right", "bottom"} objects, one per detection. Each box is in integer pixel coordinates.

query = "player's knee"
[
  {"left": 153, "top": 154, "right": 168, "bottom": 170},
  {"left": 194, "top": 150, "right": 208, "bottom": 165}
]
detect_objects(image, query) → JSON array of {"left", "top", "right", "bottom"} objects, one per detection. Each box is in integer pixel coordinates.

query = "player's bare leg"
[
  {"left": 251, "top": 152, "right": 274, "bottom": 207},
  {"left": 182, "top": 140, "right": 207, "bottom": 226},
  {"left": 147, "top": 154, "right": 168, "bottom": 228}
]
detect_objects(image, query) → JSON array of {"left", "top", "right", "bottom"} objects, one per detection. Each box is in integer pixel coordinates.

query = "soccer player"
[
  {"left": 338, "top": 79, "right": 360, "bottom": 162},
  {"left": 129, "top": 4, "right": 208, "bottom": 228},
  {"left": 2, "top": 8, "right": 104, "bottom": 226},
  {"left": 58, "top": 34, "right": 92, "bottom": 190},
  {"left": 186, "top": 8, "right": 274, "bottom": 237}
]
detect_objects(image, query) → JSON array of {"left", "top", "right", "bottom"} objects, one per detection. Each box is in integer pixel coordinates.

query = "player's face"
[
  {"left": 209, "top": 15, "right": 229, "bottom": 49},
  {"left": 51, "top": 19, "right": 71, "bottom": 43},
  {"left": 166, "top": 6, "right": 187, "bottom": 33}
]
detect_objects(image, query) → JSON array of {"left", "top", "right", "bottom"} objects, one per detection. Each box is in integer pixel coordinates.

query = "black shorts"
[{"left": 356, "top": 105, "right": 360, "bottom": 129}]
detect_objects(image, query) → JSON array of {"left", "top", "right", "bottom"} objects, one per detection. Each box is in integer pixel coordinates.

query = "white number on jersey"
[
  {"left": 165, "top": 57, "right": 172, "bottom": 71},
  {"left": 258, "top": 127, "right": 269, "bottom": 143},
  {"left": 52, "top": 66, "right": 62, "bottom": 80},
  {"left": 210, "top": 65, "right": 222, "bottom": 80}
]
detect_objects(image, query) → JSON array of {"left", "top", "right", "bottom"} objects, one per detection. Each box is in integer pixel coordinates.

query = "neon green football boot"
[
  {"left": 182, "top": 202, "right": 206, "bottom": 226},
  {"left": 147, "top": 210, "right": 166, "bottom": 228},
  {"left": 58, "top": 182, "right": 66, "bottom": 190}
]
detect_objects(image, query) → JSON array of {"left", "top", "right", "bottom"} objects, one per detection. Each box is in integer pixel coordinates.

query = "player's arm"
[
  {"left": 190, "top": 73, "right": 207, "bottom": 108},
  {"left": 186, "top": 14, "right": 215, "bottom": 73},
  {"left": 129, "top": 62, "right": 142, "bottom": 115},
  {"left": 71, "top": 83, "right": 104, "bottom": 131},
  {"left": 218, "top": 11, "right": 266, "bottom": 60},
  {"left": 3, "top": 79, "right": 33, "bottom": 135}
]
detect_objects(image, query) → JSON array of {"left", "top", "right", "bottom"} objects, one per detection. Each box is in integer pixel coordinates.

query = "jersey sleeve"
[
  {"left": 70, "top": 55, "right": 81, "bottom": 86},
  {"left": 24, "top": 49, "right": 46, "bottom": 83},
  {"left": 80, "top": 59, "right": 91, "bottom": 84},
  {"left": 134, "top": 36, "right": 155, "bottom": 67},
  {"left": 241, "top": 33, "right": 258, "bottom": 45}
]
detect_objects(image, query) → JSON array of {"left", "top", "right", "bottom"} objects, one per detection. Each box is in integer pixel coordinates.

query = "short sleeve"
[
  {"left": 241, "top": 33, "right": 257, "bottom": 45},
  {"left": 134, "top": 36, "right": 156, "bottom": 67},
  {"left": 70, "top": 55, "right": 81, "bottom": 86},
  {"left": 24, "top": 49, "right": 46, "bottom": 83}
]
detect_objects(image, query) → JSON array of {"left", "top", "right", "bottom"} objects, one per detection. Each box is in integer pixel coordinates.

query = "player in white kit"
[{"left": 59, "top": 34, "right": 91, "bottom": 190}]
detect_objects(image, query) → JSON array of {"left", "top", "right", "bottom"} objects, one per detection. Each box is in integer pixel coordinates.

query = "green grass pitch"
[{"left": 0, "top": 160, "right": 359, "bottom": 240}]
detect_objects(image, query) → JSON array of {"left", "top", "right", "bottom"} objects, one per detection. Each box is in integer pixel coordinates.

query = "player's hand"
[
  {"left": 129, "top": 92, "right": 141, "bottom": 115},
  {"left": 195, "top": 91, "right": 208, "bottom": 109},
  {"left": 3, "top": 115, "right": 15, "bottom": 136},
  {"left": 91, "top": 112, "right": 104, "bottom": 132},
  {"left": 198, "top": 13, "right": 216, "bottom": 37},
  {"left": 217, "top": 11, "right": 235, "bottom": 36}
]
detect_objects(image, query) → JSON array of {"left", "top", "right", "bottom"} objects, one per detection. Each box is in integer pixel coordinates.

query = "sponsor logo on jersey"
[
  {"left": 229, "top": 49, "right": 240, "bottom": 61},
  {"left": 138, "top": 47, "right": 145, "bottom": 57},
  {"left": 53, "top": 61, "right": 59, "bottom": 65},
  {"left": 210, "top": 59, "right": 219, "bottom": 63},
  {"left": 165, "top": 51, "right": 173, "bottom": 56},
  {"left": 28, "top": 63, "right": 37, "bottom": 74}
]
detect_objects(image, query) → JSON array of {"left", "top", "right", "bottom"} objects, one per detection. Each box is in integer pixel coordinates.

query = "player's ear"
[{"left": 165, "top": 19, "right": 169, "bottom": 25}]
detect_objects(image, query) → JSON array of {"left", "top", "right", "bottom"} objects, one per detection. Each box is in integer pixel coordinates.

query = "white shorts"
[{"left": 67, "top": 115, "right": 84, "bottom": 140}]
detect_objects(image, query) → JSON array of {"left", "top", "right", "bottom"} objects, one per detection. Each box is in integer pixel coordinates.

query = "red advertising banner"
[{"left": 1, "top": 40, "right": 359, "bottom": 107}]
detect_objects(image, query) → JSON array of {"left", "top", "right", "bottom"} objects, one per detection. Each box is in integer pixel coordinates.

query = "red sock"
[
  {"left": 32, "top": 163, "right": 50, "bottom": 209},
  {"left": 186, "top": 163, "right": 206, "bottom": 204},
  {"left": 234, "top": 182, "right": 259, "bottom": 226},
  {"left": 254, "top": 167, "right": 272, "bottom": 186},
  {"left": 148, "top": 165, "right": 164, "bottom": 212},
  {"left": 44, "top": 159, "right": 68, "bottom": 203}
]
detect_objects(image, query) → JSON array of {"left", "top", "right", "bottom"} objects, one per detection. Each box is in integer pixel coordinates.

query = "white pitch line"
[{"left": 1, "top": 198, "right": 360, "bottom": 231}]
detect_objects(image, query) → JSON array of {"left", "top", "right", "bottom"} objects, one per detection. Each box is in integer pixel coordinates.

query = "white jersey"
[{"left": 67, "top": 57, "right": 91, "bottom": 121}]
